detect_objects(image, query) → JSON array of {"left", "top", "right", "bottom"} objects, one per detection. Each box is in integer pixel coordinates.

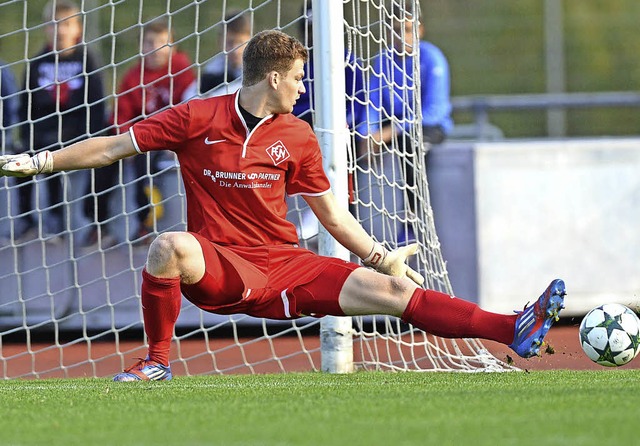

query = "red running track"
[{"left": 2, "top": 325, "right": 638, "bottom": 379}]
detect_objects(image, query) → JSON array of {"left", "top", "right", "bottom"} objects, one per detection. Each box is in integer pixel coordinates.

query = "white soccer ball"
[{"left": 579, "top": 303, "right": 640, "bottom": 367}]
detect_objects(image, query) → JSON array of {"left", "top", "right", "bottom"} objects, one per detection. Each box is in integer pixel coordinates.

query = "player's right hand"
[
  {"left": 380, "top": 243, "right": 425, "bottom": 286},
  {"left": 0, "top": 151, "right": 54, "bottom": 177},
  {"left": 362, "top": 242, "right": 425, "bottom": 286}
]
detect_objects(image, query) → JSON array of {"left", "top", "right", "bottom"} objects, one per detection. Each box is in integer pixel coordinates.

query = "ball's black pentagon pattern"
[{"left": 579, "top": 304, "right": 640, "bottom": 367}]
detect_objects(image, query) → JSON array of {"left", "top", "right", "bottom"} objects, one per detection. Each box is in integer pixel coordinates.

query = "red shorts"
[{"left": 180, "top": 233, "right": 360, "bottom": 320}]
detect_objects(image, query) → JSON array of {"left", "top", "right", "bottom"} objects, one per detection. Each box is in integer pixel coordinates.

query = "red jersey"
[
  {"left": 114, "top": 51, "right": 195, "bottom": 132},
  {"left": 129, "top": 91, "right": 331, "bottom": 246}
]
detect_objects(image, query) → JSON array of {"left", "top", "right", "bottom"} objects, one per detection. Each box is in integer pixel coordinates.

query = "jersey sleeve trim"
[
  {"left": 128, "top": 127, "right": 143, "bottom": 154},
  {"left": 288, "top": 188, "right": 331, "bottom": 198}
]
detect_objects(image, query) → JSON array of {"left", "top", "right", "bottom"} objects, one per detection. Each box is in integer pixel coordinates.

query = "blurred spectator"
[
  {"left": 82, "top": 156, "right": 119, "bottom": 248},
  {"left": 293, "top": 3, "right": 365, "bottom": 130},
  {"left": 362, "top": 3, "right": 452, "bottom": 148},
  {"left": 1, "top": 58, "right": 19, "bottom": 153},
  {"left": 289, "top": 3, "right": 367, "bottom": 244},
  {"left": 114, "top": 17, "right": 195, "bottom": 242},
  {"left": 359, "top": 3, "right": 452, "bottom": 215},
  {"left": 0, "top": 58, "right": 20, "bottom": 244},
  {"left": 182, "top": 9, "right": 250, "bottom": 100},
  {"left": 17, "top": 0, "right": 106, "bottom": 241}
]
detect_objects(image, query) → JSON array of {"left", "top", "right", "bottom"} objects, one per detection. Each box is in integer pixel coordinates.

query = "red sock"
[
  {"left": 141, "top": 268, "right": 182, "bottom": 366},
  {"left": 401, "top": 289, "right": 517, "bottom": 345}
]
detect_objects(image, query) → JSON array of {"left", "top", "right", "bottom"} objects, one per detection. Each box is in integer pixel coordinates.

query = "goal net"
[{"left": 0, "top": 0, "right": 510, "bottom": 379}]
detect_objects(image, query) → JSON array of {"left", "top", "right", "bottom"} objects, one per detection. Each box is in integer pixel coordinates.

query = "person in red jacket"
[{"left": 114, "top": 17, "right": 195, "bottom": 242}]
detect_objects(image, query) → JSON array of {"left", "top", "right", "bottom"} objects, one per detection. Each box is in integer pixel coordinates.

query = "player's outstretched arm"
[
  {"left": 304, "top": 192, "right": 424, "bottom": 285},
  {"left": 0, "top": 133, "right": 137, "bottom": 177}
]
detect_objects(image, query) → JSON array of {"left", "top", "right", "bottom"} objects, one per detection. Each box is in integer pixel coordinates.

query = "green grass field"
[{"left": 1, "top": 370, "right": 638, "bottom": 445}]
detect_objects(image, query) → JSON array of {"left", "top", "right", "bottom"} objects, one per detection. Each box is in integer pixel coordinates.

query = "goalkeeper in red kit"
[{"left": 0, "top": 30, "right": 566, "bottom": 381}]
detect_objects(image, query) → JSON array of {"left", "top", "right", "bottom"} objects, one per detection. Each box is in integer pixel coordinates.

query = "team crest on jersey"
[{"left": 265, "top": 140, "right": 290, "bottom": 166}]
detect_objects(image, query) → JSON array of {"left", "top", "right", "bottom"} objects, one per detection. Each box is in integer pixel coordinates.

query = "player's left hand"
[
  {"left": 363, "top": 242, "right": 425, "bottom": 286},
  {"left": 0, "top": 151, "right": 54, "bottom": 177}
]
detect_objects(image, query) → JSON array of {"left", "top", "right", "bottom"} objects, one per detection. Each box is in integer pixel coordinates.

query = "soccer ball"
[{"left": 579, "top": 303, "right": 640, "bottom": 367}]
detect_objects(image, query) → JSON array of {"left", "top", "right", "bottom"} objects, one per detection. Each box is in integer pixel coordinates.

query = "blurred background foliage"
[{"left": 1, "top": 0, "right": 638, "bottom": 138}]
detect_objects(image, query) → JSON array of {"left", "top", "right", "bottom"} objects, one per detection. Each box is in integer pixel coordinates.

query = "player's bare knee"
[
  {"left": 147, "top": 232, "right": 204, "bottom": 282},
  {"left": 341, "top": 269, "right": 414, "bottom": 316},
  {"left": 386, "top": 275, "right": 412, "bottom": 295},
  {"left": 147, "top": 232, "right": 190, "bottom": 272},
  {"left": 383, "top": 276, "right": 415, "bottom": 312},
  {"left": 350, "top": 269, "right": 412, "bottom": 296},
  {"left": 369, "top": 273, "right": 414, "bottom": 299}
]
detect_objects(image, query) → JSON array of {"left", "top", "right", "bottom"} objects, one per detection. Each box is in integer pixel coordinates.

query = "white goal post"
[
  {"left": 0, "top": 0, "right": 511, "bottom": 379},
  {"left": 312, "top": 1, "right": 353, "bottom": 374}
]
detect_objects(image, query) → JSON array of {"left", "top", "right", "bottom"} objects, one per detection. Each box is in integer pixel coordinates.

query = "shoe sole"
[{"left": 113, "top": 373, "right": 172, "bottom": 382}]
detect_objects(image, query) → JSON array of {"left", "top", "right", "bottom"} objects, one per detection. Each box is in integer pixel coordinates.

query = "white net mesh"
[
  {"left": 340, "top": 0, "right": 508, "bottom": 372},
  {"left": 0, "top": 0, "right": 510, "bottom": 379}
]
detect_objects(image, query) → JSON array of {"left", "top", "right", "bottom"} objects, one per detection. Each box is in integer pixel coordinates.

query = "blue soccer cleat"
[
  {"left": 509, "top": 279, "right": 566, "bottom": 358},
  {"left": 113, "top": 357, "right": 173, "bottom": 382}
]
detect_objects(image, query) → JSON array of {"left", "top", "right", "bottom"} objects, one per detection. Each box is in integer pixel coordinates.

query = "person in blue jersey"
[
  {"left": 359, "top": 4, "right": 452, "bottom": 214},
  {"left": 362, "top": 4, "right": 452, "bottom": 147},
  {"left": 291, "top": 3, "right": 367, "bottom": 238},
  {"left": 293, "top": 4, "right": 366, "bottom": 131}
]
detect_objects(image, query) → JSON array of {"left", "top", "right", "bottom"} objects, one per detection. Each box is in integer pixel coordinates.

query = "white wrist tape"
[
  {"left": 34, "top": 150, "right": 54, "bottom": 174},
  {"left": 362, "top": 242, "right": 388, "bottom": 268}
]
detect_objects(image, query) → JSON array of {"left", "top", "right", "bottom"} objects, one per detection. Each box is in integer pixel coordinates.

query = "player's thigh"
[
  {"left": 290, "top": 259, "right": 358, "bottom": 317},
  {"left": 338, "top": 268, "right": 417, "bottom": 317}
]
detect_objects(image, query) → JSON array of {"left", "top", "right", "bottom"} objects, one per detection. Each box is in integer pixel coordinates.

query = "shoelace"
[{"left": 124, "top": 358, "right": 148, "bottom": 373}]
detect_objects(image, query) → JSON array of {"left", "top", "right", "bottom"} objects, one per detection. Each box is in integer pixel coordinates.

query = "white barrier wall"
[{"left": 430, "top": 138, "right": 640, "bottom": 316}]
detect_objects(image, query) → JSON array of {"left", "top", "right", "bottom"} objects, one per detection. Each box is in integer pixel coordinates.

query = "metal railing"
[{"left": 450, "top": 91, "right": 640, "bottom": 140}]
